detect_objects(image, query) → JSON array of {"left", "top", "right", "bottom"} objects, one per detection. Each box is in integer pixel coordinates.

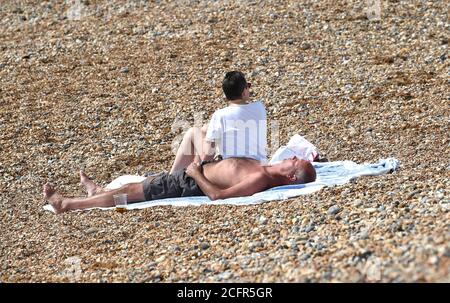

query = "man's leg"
[
  {"left": 170, "top": 125, "right": 210, "bottom": 174},
  {"left": 80, "top": 170, "right": 106, "bottom": 197},
  {"left": 43, "top": 181, "right": 146, "bottom": 214}
]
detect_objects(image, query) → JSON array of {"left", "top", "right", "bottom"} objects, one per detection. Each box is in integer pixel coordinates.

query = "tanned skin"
[{"left": 44, "top": 157, "right": 314, "bottom": 214}]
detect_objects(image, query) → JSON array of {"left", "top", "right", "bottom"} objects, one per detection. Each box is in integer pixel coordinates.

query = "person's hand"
[{"left": 186, "top": 162, "right": 202, "bottom": 177}]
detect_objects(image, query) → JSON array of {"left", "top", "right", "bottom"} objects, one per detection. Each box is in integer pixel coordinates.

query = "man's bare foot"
[
  {"left": 79, "top": 171, "right": 102, "bottom": 197},
  {"left": 43, "top": 183, "right": 67, "bottom": 214}
]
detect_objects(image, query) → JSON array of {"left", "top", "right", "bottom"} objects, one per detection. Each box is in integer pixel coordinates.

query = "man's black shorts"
[{"left": 141, "top": 169, "right": 204, "bottom": 202}]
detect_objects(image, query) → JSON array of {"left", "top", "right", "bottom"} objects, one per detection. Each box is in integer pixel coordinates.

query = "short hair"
[
  {"left": 294, "top": 162, "right": 316, "bottom": 184},
  {"left": 222, "top": 71, "right": 247, "bottom": 100}
]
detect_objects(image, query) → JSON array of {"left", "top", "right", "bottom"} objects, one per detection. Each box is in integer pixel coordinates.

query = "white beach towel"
[{"left": 43, "top": 158, "right": 399, "bottom": 213}]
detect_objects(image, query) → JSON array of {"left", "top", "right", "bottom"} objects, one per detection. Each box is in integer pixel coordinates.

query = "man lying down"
[{"left": 43, "top": 156, "right": 316, "bottom": 214}]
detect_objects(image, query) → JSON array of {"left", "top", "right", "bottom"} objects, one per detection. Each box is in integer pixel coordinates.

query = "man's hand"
[{"left": 186, "top": 162, "right": 202, "bottom": 178}]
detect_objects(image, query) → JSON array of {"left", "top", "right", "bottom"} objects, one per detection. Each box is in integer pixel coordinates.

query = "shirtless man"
[{"left": 44, "top": 156, "right": 316, "bottom": 214}]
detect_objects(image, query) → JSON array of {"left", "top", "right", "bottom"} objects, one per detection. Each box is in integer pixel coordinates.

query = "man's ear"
[{"left": 286, "top": 174, "right": 297, "bottom": 182}]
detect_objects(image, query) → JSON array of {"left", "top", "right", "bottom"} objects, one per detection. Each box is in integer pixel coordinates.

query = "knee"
[{"left": 184, "top": 127, "right": 195, "bottom": 140}]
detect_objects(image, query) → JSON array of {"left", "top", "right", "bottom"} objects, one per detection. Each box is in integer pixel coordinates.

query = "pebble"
[
  {"left": 291, "top": 226, "right": 300, "bottom": 233},
  {"left": 359, "top": 229, "right": 369, "bottom": 240},
  {"left": 365, "top": 208, "right": 378, "bottom": 214},
  {"left": 155, "top": 255, "right": 166, "bottom": 263},
  {"left": 119, "top": 67, "right": 129, "bottom": 73},
  {"left": 327, "top": 205, "right": 341, "bottom": 215},
  {"left": 218, "top": 271, "right": 233, "bottom": 280},
  {"left": 200, "top": 242, "right": 210, "bottom": 250},
  {"left": 85, "top": 228, "right": 98, "bottom": 235},
  {"left": 353, "top": 200, "right": 363, "bottom": 207},
  {"left": 259, "top": 215, "right": 268, "bottom": 225},
  {"left": 1, "top": 0, "right": 447, "bottom": 284},
  {"left": 301, "top": 42, "right": 312, "bottom": 50},
  {"left": 299, "top": 253, "right": 311, "bottom": 261},
  {"left": 304, "top": 224, "right": 315, "bottom": 233}
]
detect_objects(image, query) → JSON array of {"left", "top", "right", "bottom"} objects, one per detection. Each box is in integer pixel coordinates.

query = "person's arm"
[{"left": 186, "top": 163, "right": 268, "bottom": 200}]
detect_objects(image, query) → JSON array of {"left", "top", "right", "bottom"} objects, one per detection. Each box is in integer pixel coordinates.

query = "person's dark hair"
[
  {"left": 294, "top": 162, "right": 316, "bottom": 184},
  {"left": 222, "top": 71, "right": 247, "bottom": 100}
]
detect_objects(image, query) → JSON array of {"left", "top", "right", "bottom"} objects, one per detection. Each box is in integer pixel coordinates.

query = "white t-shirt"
[{"left": 205, "top": 100, "right": 267, "bottom": 163}]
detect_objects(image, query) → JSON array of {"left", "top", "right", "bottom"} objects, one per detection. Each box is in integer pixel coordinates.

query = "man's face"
[
  {"left": 241, "top": 82, "right": 251, "bottom": 100},
  {"left": 281, "top": 156, "right": 308, "bottom": 176}
]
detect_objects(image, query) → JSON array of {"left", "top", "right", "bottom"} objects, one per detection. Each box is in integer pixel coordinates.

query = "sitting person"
[
  {"left": 169, "top": 71, "right": 267, "bottom": 174},
  {"left": 44, "top": 156, "right": 316, "bottom": 214}
]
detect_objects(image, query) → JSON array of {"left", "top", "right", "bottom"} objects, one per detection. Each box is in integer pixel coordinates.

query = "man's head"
[
  {"left": 278, "top": 156, "right": 316, "bottom": 184},
  {"left": 222, "top": 71, "right": 250, "bottom": 101}
]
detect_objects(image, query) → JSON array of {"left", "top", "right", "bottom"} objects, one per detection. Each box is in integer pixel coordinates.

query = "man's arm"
[{"left": 186, "top": 163, "right": 268, "bottom": 200}]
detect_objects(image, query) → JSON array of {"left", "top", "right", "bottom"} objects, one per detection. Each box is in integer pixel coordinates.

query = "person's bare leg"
[
  {"left": 43, "top": 181, "right": 146, "bottom": 214},
  {"left": 170, "top": 126, "right": 209, "bottom": 174},
  {"left": 79, "top": 171, "right": 105, "bottom": 197},
  {"left": 199, "top": 124, "right": 215, "bottom": 162}
]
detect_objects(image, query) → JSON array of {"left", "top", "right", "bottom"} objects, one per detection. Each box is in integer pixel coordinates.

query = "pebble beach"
[{"left": 0, "top": 0, "right": 449, "bottom": 282}]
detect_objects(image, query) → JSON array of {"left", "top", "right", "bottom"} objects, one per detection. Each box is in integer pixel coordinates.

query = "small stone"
[
  {"left": 299, "top": 253, "right": 311, "bottom": 261},
  {"left": 327, "top": 205, "right": 341, "bottom": 215},
  {"left": 301, "top": 42, "right": 312, "bottom": 50},
  {"left": 85, "top": 228, "right": 98, "bottom": 235},
  {"left": 207, "top": 16, "right": 218, "bottom": 23},
  {"left": 269, "top": 13, "right": 278, "bottom": 19},
  {"left": 285, "top": 240, "right": 298, "bottom": 250},
  {"left": 435, "top": 191, "right": 445, "bottom": 199},
  {"left": 291, "top": 226, "right": 300, "bottom": 233},
  {"left": 353, "top": 199, "right": 363, "bottom": 207},
  {"left": 444, "top": 248, "right": 450, "bottom": 258},
  {"left": 200, "top": 242, "right": 210, "bottom": 250},
  {"left": 259, "top": 215, "right": 268, "bottom": 225},
  {"left": 150, "top": 270, "right": 161, "bottom": 279},
  {"left": 249, "top": 241, "right": 263, "bottom": 250},
  {"left": 155, "top": 255, "right": 166, "bottom": 263},
  {"left": 365, "top": 208, "right": 378, "bottom": 214},
  {"left": 428, "top": 256, "right": 439, "bottom": 265},
  {"left": 146, "top": 262, "right": 157, "bottom": 270},
  {"left": 219, "top": 271, "right": 233, "bottom": 280},
  {"left": 407, "top": 190, "right": 421, "bottom": 199},
  {"left": 304, "top": 224, "right": 315, "bottom": 233},
  {"left": 359, "top": 230, "right": 369, "bottom": 240},
  {"left": 119, "top": 67, "right": 129, "bottom": 73},
  {"left": 211, "top": 263, "right": 222, "bottom": 272}
]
